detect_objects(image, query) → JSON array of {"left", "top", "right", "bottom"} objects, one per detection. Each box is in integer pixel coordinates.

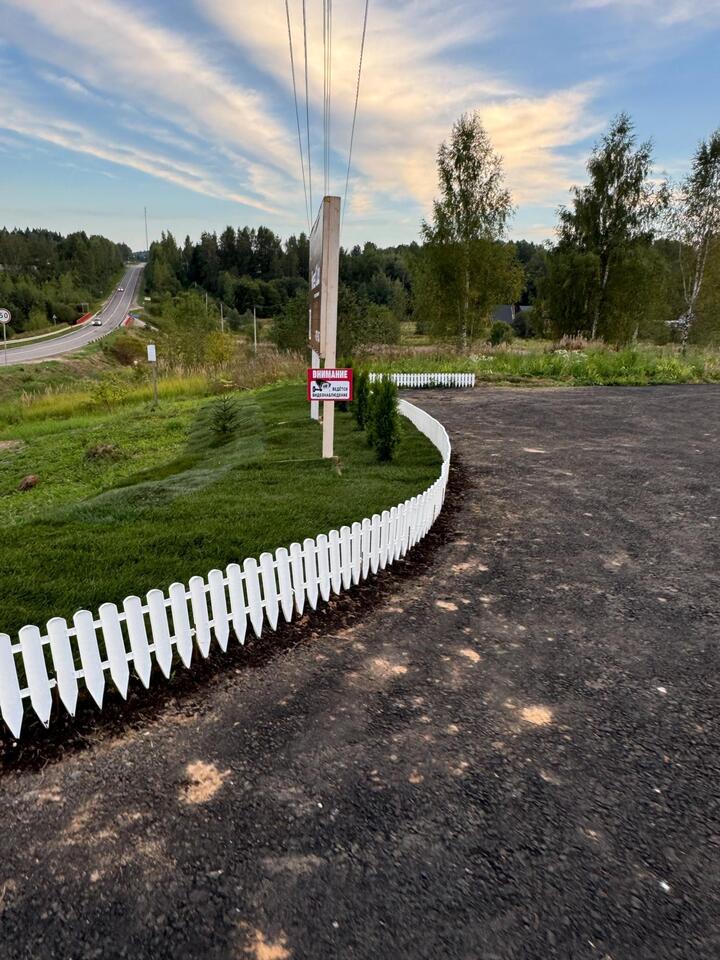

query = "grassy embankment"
[{"left": 0, "top": 382, "right": 441, "bottom": 636}]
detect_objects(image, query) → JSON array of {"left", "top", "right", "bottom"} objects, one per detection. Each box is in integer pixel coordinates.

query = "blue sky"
[{"left": 0, "top": 0, "right": 718, "bottom": 250}]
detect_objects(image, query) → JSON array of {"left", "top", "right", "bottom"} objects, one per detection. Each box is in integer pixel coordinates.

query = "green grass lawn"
[
  {"left": 369, "top": 344, "right": 720, "bottom": 385},
  {"left": 0, "top": 383, "right": 441, "bottom": 636}
]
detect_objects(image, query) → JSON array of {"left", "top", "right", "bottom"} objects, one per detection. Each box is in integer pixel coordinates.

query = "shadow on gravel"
[{"left": 1, "top": 458, "right": 469, "bottom": 775}]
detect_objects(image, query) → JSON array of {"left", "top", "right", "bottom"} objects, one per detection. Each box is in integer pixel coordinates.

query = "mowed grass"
[
  {"left": 369, "top": 344, "right": 720, "bottom": 385},
  {"left": 0, "top": 383, "right": 441, "bottom": 636}
]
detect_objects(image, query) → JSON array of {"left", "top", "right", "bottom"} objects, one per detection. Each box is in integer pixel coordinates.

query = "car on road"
[
  {"left": 92, "top": 317, "right": 103, "bottom": 326},
  {"left": 117, "top": 287, "right": 124, "bottom": 292}
]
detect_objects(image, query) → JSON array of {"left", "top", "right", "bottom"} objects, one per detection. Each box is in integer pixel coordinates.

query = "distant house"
[
  {"left": 491, "top": 304, "right": 533, "bottom": 326},
  {"left": 491, "top": 304, "right": 517, "bottom": 325}
]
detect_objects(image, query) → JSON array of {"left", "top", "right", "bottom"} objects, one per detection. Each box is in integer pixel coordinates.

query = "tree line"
[
  {"left": 144, "top": 110, "right": 720, "bottom": 353},
  {"left": 0, "top": 228, "right": 131, "bottom": 334}
]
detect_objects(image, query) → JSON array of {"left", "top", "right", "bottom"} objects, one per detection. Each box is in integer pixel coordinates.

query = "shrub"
[
  {"left": 104, "top": 331, "right": 147, "bottom": 366},
  {"left": 488, "top": 321, "right": 514, "bottom": 346},
  {"left": 366, "top": 376, "right": 400, "bottom": 462},
  {"left": 353, "top": 369, "right": 371, "bottom": 430},
  {"left": 92, "top": 376, "right": 130, "bottom": 411}
]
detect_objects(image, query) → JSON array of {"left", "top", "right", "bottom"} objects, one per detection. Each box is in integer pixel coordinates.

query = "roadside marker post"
[
  {"left": 308, "top": 196, "right": 341, "bottom": 458},
  {"left": 0, "top": 308, "right": 11, "bottom": 366},
  {"left": 147, "top": 343, "right": 158, "bottom": 407}
]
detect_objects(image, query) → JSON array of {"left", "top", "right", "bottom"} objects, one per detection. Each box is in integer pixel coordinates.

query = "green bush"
[
  {"left": 366, "top": 376, "right": 400, "bottom": 462},
  {"left": 104, "top": 331, "right": 147, "bottom": 366},
  {"left": 353, "top": 369, "right": 371, "bottom": 430},
  {"left": 488, "top": 321, "right": 514, "bottom": 346}
]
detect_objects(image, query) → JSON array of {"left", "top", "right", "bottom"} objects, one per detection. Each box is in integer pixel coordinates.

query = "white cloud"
[
  {"left": 574, "top": 0, "right": 720, "bottom": 25},
  {"left": 0, "top": 0, "right": 297, "bottom": 181},
  {"left": 201, "top": 0, "right": 601, "bottom": 222},
  {"left": 0, "top": 91, "right": 279, "bottom": 214}
]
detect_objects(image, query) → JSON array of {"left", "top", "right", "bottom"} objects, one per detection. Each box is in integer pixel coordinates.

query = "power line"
[
  {"left": 302, "top": 0, "right": 313, "bottom": 217},
  {"left": 328, "top": 0, "right": 333, "bottom": 197},
  {"left": 285, "top": 0, "right": 310, "bottom": 227},
  {"left": 322, "top": 0, "right": 328, "bottom": 197},
  {"left": 342, "top": 0, "right": 370, "bottom": 227}
]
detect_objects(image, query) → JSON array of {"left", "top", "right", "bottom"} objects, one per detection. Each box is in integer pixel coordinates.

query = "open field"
[
  {"left": 0, "top": 383, "right": 441, "bottom": 636},
  {"left": 368, "top": 342, "right": 720, "bottom": 385}
]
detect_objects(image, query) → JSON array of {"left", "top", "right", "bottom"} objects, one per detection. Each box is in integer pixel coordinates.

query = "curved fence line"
[
  {"left": 369, "top": 372, "right": 475, "bottom": 389},
  {"left": 0, "top": 401, "right": 451, "bottom": 738}
]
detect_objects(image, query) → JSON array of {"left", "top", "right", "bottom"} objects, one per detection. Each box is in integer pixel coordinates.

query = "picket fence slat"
[
  {"left": 289, "top": 542, "right": 306, "bottom": 615},
  {"left": 0, "top": 634, "right": 23, "bottom": 737},
  {"left": 303, "top": 538, "right": 319, "bottom": 610},
  {"left": 226, "top": 563, "right": 247, "bottom": 645},
  {"left": 48, "top": 617, "right": 78, "bottom": 717},
  {"left": 169, "top": 584, "right": 193, "bottom": 668},
  {"left": 275, "top": 548, "right": 294, "bottom": 623},
  {"left": 98, "top": 605, "right": 130, "bottom": 698},
  {"left": 244, "top": 558, "right": 264, "bottom": 638},
  {"left": 259, "top": 553, "right": 280, "bottom": 631},
  {"left": 316, "top": 534, "right": 331, "bottom": 602},
  {"left": 208, "top": 569, "right": 230, "bottom": 651},
  {"left": 147, "top": 591, "right": 173, "bottom": 677},
  {"left": 0, "top": 401, "right": 452, "bottom": 736}
]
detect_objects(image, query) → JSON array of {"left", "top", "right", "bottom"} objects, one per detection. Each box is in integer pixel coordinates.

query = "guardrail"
[
  {"left": 369, "top": 372, "right": 475, "bottom": 388},
  {"left": 0, "top": 400, "right": 450, "bottom": 737}
]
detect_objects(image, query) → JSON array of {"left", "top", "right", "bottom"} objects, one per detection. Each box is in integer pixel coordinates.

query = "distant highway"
[{"left": 3, "top": 263, "right": 145, "bottom": 365}]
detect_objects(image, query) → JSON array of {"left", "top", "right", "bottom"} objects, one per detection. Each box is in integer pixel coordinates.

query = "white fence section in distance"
[
  {"left": 369, "top": 372, "right": 475, "bottom": 389},
  {"left": 0, "top": 400, "right": 451, "bottom": 738}
]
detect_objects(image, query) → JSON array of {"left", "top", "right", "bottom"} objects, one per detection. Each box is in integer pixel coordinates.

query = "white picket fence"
[
  {"left": 369, "top": 372, "right": 475, "bottom": 389},
  {"left": 0, "top": 401, "right": 451, "bottom": 738}
]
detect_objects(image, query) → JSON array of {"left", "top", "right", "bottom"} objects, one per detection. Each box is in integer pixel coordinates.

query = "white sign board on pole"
[
  {"left": 147, "top": 343, "right": 157, "bottom": 363},
  {"left": 0, "top": 308, "right": 11, "bottom": 367},
  {"left": 307, "top": 368, "right": 353, "bottom": 402}
]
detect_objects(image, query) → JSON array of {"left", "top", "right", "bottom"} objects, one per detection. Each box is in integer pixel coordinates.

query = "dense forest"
[{"left": 0, "top": 229, "right": 131, "bottom": 335}]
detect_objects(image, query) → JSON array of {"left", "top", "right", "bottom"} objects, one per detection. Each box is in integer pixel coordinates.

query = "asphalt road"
[
  {"left": 3, "top": 263, "right": 145, "bottom": 365},
  {"left": 1, "top": 386, "right": 719, "bottom": 959}
]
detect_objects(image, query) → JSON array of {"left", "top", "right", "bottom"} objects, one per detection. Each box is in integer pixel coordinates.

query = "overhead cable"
[{"left": 285, "top": 0, "right": 310, "bottom": 227}]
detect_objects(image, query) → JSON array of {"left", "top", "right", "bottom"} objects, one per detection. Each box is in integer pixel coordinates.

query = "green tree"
[
  {"left": 366, "top": 377, "right": 401, "bottom": 462},
  {"left": 665, "top": 129, "right": 720, "bottom": 346},
  {"left": 270, "top": 292, "right": 309, "bottom": 352},
  {"left": 559, "top": 113, "right": 662, "bottom": 339},
  {"left": 418, "top": 112, "right": 519, "bottom": 348}
]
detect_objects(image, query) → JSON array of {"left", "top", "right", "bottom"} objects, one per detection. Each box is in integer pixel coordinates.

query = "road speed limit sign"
[{"left": 0, "top": 308, "right": 11, "bottom": 324}]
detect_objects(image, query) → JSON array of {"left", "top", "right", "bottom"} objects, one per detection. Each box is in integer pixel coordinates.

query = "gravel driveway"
[{"left": 1, "top": 385, "right": 718, "bottom": 960}]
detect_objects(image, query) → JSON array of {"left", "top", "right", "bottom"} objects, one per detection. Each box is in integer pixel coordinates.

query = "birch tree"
[
  {"left": 559, "top": 114, "right": 660, "bottom": 340},
  {"left": 667, "top": 130, "right": 720, "bottom": 347},
  {"left": 420, "top": 113, "right": 516, "bottom": 349}
]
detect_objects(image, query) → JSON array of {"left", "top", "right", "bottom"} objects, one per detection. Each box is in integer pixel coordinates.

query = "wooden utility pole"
[{"left": 308, "top": 196, "right": 341, "bottom": 458}]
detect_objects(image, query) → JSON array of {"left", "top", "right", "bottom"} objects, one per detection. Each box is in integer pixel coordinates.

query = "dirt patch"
[
  {"left": 181, "top": 760, "right": 229, "bottom": 804},
  {"left": 0, "top": 440, "right": 23, "bottom": 454},
  {"left": 435, "top": 599, "right": 458, "bottom": 611},
  {"left": 519, "top": 705, "right": 554, "bottom": 726},
  {"left": 458, "top": 648, "right": 481, "bottom": 664},
  {"left": 241, "top": 928, "right": 291, "bottom": 960}
]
